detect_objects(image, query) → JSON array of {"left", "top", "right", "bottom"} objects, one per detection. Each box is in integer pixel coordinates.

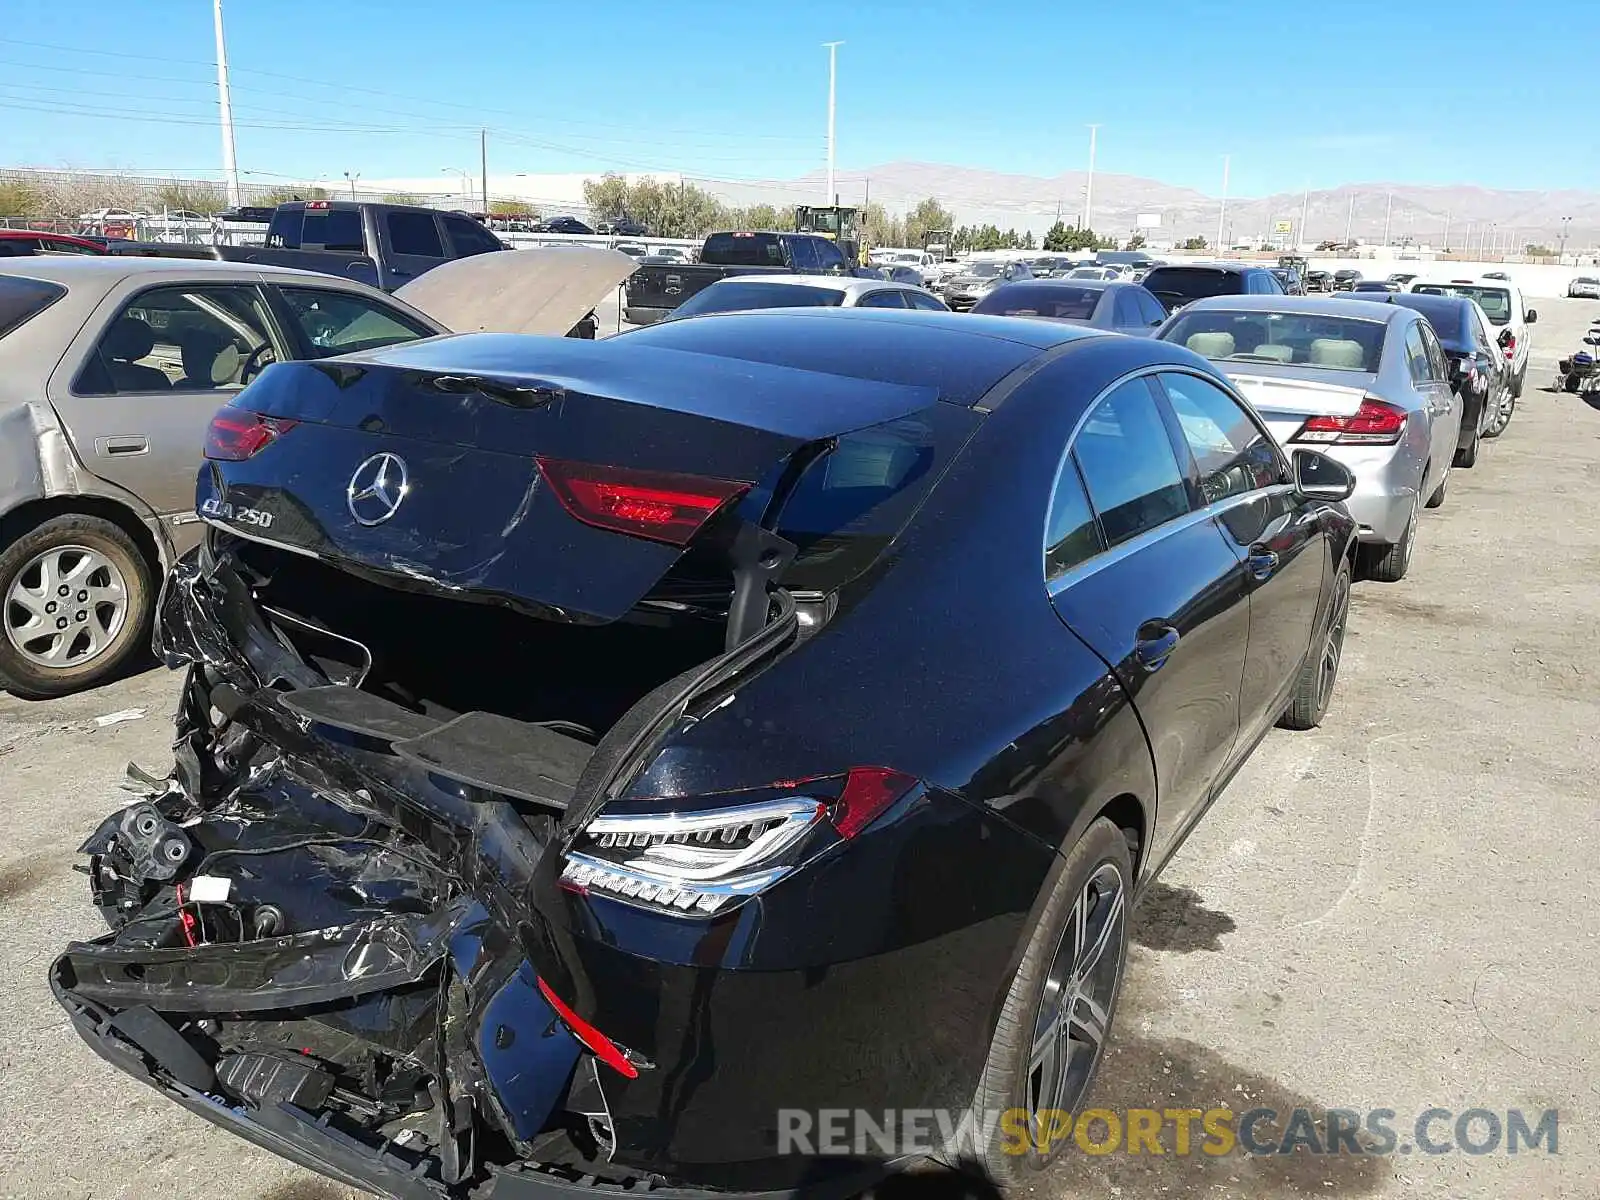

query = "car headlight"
[{"left": 561, "top": 769, "right": 917, "bottom": 916}]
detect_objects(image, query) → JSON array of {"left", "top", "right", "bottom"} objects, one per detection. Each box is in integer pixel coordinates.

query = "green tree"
[
  {"left": 488, "top": 199, "right": 540, "bottom": 220},
  {"left": 0, "top": 178, "right": 46, "bottom": 217},
  {"left": 904, "top": 197, "right": 956, "bottom": 250},
  {"left": 581, "top": 173, "right": 633, "bottom": 223},
  {"left": 1180, "top": 235, "right": 1209, "bottom": 251},
  {"left": 1525, "top": 243, "right": 1554, "bottom": 257},
  {"left": 1042, "top": 221, "right": 1071, "bottom": 252},
  {"left": 255, "top": 185, "right": 329, "bottom": 205},
  {"left": 382, "top": 192, "right": 425, "bottom": 206},
  {"left": 1021, "top": 230, "right": 1037, "bottom": 251},
  {"left": 155, "top": 180, "right": 224, "bottom": 214},
  {"left": 1124, "top": 233, "right": 1146, "bottom": 251}
]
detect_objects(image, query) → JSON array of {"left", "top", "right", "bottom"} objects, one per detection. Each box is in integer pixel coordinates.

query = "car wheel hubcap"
[
  {"left": 1318, "top": 570, "right": 1350, "bottom": 708},
  {"left": 5, "top": 545, "right": 128, "bottom": 669},
  {"left": 1026, "top": 863, "right": 1126, "bottom": 1136}
]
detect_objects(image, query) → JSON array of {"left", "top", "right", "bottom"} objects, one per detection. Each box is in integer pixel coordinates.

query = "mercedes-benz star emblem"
[{"left": 347, "top": 452, "right": 410, "bottom": 526}]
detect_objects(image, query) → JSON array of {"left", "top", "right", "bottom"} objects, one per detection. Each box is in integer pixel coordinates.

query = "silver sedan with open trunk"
[{"left": 1157, "top": 295, "right": 1461, "bottom": 582}]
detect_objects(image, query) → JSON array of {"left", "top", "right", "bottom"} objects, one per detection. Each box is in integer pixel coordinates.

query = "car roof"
[
  {"left": 994, "top": 277, "right": 1119, "bottom": 293},
  {"left": 713, "top": 274, "right": 922, "bottom": 296},
  {"left": 0, "top": 254, "right": 365, "bottom": 285},
  {"left": 615, "top": 307, "right": 1106, "bottom": 406},
  {"left": 1144, "top": 262, "right": 1267, "bottom": 276},
  {"left": 1169, "top": 295, "right": 1411, "bottom": 323}
]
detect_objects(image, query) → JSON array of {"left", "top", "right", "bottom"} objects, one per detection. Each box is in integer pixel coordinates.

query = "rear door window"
[
  {"left": 443, "top": 215, "right": 501, "bottom": 257},
  {"left": 1113, "top": 290, "right": 1142, "bottom": 327},
  {"left": 75, "top": 285, "right": 279, "bottom": 395},
  {"left": 1418, "top": 322, "right": 1448, "bottom": 382},
  {"left": 856, "top": 290, "right": 908, "bottom": 308},
  {"left": 1403, "top": 324, "right": 1431, "bottom": 385},
  {"left": 1072, "top": 378, "right": 1192, "bottom": 546},
  {"left": 0, "top": 275, "right": 67, "bottom": 338},
  {"left": 1135, "top": 289, "right": 1167, "bottom": 326},
  {"left": 813, "top": 238, "right": 848, "bottom": 274},
  {"left": 386, "top": 211, "right": 445, "bottom": 258}
]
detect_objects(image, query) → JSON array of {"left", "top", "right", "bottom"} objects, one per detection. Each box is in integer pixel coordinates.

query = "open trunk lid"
[
  {"left": 199, "top": 333, "right": 938, "bottom": 624},
  {"left": 394, "top": 245, "right": 639, "bottom": 336},
  {"left": 1224, "top": 368, "right": 1374, "bottom": 444}
]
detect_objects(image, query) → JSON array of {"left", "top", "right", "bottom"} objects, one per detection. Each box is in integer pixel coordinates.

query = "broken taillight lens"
[
  {"left": 204, "top": 408, "right": 299, "bottom": 461},
  {"left": 534, "top": 457, "right": 750, "bottom": 546}
]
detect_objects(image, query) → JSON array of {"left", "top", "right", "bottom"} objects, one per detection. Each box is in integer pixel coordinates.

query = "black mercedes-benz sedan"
[{"left": 52, "top": 308, "right": 1358, "bottom": 1199}]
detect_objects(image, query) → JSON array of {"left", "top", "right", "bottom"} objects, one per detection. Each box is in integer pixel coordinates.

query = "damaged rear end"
[{"left": 52, "top": 332, "right": 956, "bottom": 1199}]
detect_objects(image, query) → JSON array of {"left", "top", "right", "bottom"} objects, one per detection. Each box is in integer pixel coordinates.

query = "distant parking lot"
[{"left": 0, "top": 301, "right": 1596, "bottom": 1200}]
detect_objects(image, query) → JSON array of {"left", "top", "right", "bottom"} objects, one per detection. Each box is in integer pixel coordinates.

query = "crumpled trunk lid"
[{"left": 205, "top": 334, "right": 936, "bottom": 623}]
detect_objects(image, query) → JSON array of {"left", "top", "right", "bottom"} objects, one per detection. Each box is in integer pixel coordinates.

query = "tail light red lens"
[
  {"left": 1291, "top": 398, "right": 1406, "bottom": 446},
  {"left": 1501, "top": 334, "right": 1516, "bottom": 357},
  {"left": 203, "top": 409, "right": 299, "bottom": 461},
  {"left": 535, "top": 457, "right": 750, "bottom": 546},
  {"left": 536, "top": 978, "right": 639, "bottom": 1079},
  {"left": 831, "top": 766, "right": 919, "bottom": 839}
]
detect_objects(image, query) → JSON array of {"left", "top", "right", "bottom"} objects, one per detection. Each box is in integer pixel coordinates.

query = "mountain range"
[{"left": 699, "top": 162, "right": 1598, "bottom": 250}]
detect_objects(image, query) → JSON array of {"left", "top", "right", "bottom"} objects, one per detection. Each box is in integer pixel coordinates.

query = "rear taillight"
[
  {"left": 203, "top": 409, "right": 299, "bottom": 461},
  {"left": 561, "top": 769, "right": 920, "bottom": 916},
  {"left": 1501, "top": 333, "right": 1516, "bottom": 358},
  {"left": 535, "top": 457, "right": 750, "bottom": 546},
  {"left": 1291, "top": 398, "right": 1406, "bottom": 446}
]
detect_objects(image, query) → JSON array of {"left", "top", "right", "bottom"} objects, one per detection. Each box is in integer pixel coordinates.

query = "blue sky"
[{"left": 0, "top": 0, "right": 1591, "bottom": 198}]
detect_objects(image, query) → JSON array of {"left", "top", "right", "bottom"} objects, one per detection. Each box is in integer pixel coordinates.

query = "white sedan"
[
  {"left": 1568, "top": 276, "right": 1600, "bottom": 299},
  {"left": 664, "top": 274, "right": 950, "bottom": 319}
]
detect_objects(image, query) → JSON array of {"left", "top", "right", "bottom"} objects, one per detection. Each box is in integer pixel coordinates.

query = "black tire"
[
  {"left": 1425, "top": 467, "right": 1448, "bottom": 509},
  {"left": 961, "top": 817, "right": 1133, "bottom": 1185},
  {"left": 1564, "top": 374, "right": 1580, "bottom": 394},
  {"left": 1278, "top": 556, "right": 1351, "bottom": 730},
  {"left": 0, "top": 514, "right": 153, "bottom": 699},
  {"left": 1510, "top": 362, "right": 1525, "bottom": 399},
  {"left": 1454, "top": 426, "right": 1479, "bottom": 468},
  {"left": 1361, "top": 493, "right": 1418, "bottom": 583}
]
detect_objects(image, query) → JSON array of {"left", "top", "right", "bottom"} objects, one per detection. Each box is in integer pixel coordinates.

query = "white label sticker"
[{"left": 188, "top": 875, "right": 232, "bottom": 904}]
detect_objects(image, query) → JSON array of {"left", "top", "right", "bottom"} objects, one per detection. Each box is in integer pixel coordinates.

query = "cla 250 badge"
[{"left": 200, "top": 497, "right": 275, "bottom": 529}]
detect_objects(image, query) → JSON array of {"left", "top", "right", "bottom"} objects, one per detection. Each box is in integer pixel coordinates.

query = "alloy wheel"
[
  {"left": 4, "top": 545, "right": 129, "bottom": 669},
  {"left": 1026, "top": 862, "right": 1127, "bottom": 1124},
  {"left": 1317, "top": 568, "right": 1351, "bottom": 709}
]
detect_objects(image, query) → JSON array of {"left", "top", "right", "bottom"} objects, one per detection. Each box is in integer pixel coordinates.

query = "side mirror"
[
  {"left": 1525, "top": 309, "right": 1538, "bottom": 324},
  {"left": 1292, "top": 449, "right": 1356, "bottom": 503}
]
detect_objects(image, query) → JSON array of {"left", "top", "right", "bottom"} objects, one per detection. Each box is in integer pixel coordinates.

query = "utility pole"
[
  {"left": 343, "top": 171, "right": 360, "bottom": 200},
  {"left": 1442, "top": 210, "right": 1450, "bottom": 252},
  {"left": 1344, "top": 193, "right": 1355, "bottom": 247},
  {"left": 1560, "top": 215, "right": 1572, "bottom": 259},
  {"left": 480, "top": 129, "right": 489, "bottom": 214},
  {"left": 823, "top": 41, "right": 843, "bottom": 205},
  {"left": 1084, "top": 124, "right": 1100, "bottom": 233},
  {"left": 1299, "top": 183, "right": 1310, "bottom": 249},
  {"left": 213, "top": 0, "right": 241, "bottom": 207},
  {"left": 1381, "top": 190, "right": 1392, "bottom": 248},
  {"left": 1216, "top": 154, "right": 1230, "bottom": 251}
]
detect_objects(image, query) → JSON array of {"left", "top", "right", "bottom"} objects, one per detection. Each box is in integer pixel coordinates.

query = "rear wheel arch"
[{"left": 0, "top": 494, "right": 164, "bottom": 578}]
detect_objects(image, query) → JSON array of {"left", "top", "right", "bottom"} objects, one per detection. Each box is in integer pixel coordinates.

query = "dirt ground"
[{"left": 1, "top": 300, "right": 1596, "bottom": 1200}]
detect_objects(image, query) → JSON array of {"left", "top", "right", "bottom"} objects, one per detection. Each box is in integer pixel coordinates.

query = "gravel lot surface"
[{"left": 2, "top": 300, "right": 1595, "bottom": 1200}]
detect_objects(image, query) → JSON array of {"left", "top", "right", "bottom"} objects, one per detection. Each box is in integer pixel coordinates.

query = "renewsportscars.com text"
[{"left": 777, "top": 1106, "right": 1560, "bottom": 1158}]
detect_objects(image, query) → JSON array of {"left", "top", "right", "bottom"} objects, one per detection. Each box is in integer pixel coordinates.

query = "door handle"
[
  {"left": 95, "top": 435, "right": 149, "bottom": 457},
  {"left": 1134, "top": 621, "right": 1181, "bottom": 672},
  {"left": 1246, "top": 547, "right": 1279, "bottom": 579}
]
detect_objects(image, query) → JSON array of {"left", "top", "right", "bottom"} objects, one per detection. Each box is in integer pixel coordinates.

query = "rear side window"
[
  {"left": 701, "top": 233, "right": 786, "bottom": 266},
  {"left": 443, "top": 216, "right": 501, "bottom": 257},
  {"left": 856, "top": 290, "right": 908, "bottom": 309},
  {"left": 301, "top": 209, "right": 364, "bottom": 252},
  {"left": 0, "top": 276, "right": 66, "bottom": 338},
  {"left": 1072, "top": 378, "right": 1191, "bottom": 546},
  {"left": 1403, "top": 325, "right": 1432, "bottom": 384},
  {"left": 386, "top": 211, "right": 445, "bottom": 258},
  {"left": 787, "top": 238, "right": 821, "bottom": 273},
  {"left": 265, "top": 208, "right": 303, "bottom": 249},
  {"left": 1045, "top": 455, "right": 1104, "bottom": 579}
]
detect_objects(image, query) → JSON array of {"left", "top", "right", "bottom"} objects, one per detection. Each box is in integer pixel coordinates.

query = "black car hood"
[{"left": 202, "top": 334, "right": 938, "bottom": 624}]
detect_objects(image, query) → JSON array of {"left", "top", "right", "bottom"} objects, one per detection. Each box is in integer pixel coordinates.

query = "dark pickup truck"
[
  {"left": 623, "top": 230, "right": 855, "bottom": 325},
  {"left": 213, "top": 200, "right": 507, "bottom": 292}
]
